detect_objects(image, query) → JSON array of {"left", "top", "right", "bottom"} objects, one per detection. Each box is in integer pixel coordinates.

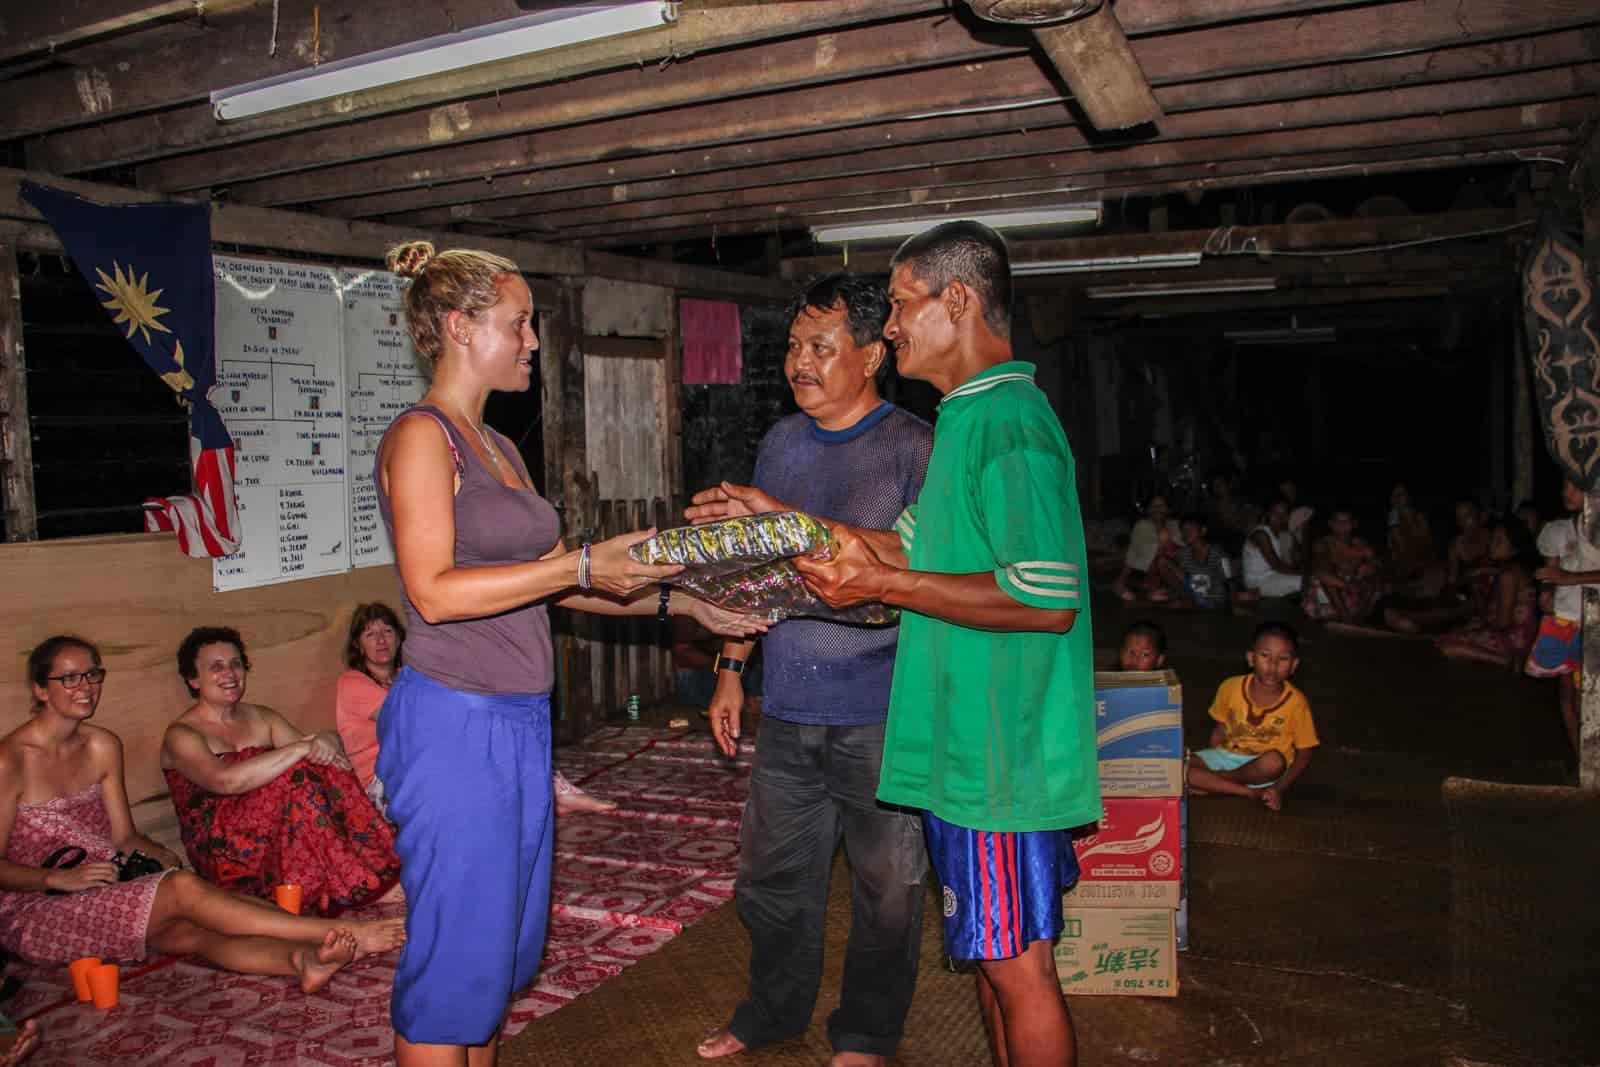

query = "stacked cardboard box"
[{"left": 1057, "top": 669, "right": 1187, "bottom": 997}]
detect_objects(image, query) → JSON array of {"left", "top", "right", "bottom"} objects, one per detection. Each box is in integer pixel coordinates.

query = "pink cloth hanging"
[{"left": 680, "top": 298, "right": 743, "bottom": 385}]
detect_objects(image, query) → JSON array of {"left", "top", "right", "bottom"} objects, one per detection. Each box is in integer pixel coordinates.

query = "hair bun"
[{"left": 386, "top": 240, "right": 436, "bottom": 279}]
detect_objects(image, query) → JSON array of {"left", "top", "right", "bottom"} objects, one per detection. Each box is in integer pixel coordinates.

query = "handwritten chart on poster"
[
  {"left": 341, "top": 269, "right": 428, "bottom": 570},
  {"left": 212, "top": 257, "right": 350, "bottom": 592}
]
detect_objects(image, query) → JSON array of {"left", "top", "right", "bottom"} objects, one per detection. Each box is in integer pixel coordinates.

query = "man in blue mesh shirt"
[{"left": 687, "top": 274, "right": 933, "bottom": 1066}]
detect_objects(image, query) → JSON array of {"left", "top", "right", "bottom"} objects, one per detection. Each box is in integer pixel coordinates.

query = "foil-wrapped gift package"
[{"left": 630, "top": 512, "right": 896, "bottom": 625}]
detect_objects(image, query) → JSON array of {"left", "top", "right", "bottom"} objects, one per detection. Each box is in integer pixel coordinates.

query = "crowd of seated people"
[
  {"left": 1108, "top": 472, "right": 1589, "bottom": 760},
  {"left": 1113, "top": 479, "right": 1545, "bottom": 641}
]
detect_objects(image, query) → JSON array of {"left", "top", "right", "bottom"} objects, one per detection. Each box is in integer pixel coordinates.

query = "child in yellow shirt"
[{"left": 1190, "top": 621, "right": 1318, "bottom": 812}]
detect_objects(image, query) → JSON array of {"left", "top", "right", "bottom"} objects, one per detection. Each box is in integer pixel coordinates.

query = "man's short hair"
[
  {"left": 889, "top": 221, "right": 1013, "bottom": 339},
  {"left": 787, "top": 272, "right": 891, "bottom": 351}
]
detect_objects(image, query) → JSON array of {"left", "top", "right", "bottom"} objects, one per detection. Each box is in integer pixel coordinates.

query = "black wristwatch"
[
  {"left": 657, "top": 585, "right": 672, "bottom": 623},
  {"left": 716, "top": 656, "right": 747, "bottom": 675}
]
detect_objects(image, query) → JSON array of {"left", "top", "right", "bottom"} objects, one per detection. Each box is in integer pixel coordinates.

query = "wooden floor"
[{"left": 502, "top": 602, "right": 1598, "bottom": 1066}]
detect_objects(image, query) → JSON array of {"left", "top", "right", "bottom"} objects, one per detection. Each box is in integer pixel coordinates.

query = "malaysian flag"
[{"left": 22, "top": 181, "right": 239, "bottom": 557}]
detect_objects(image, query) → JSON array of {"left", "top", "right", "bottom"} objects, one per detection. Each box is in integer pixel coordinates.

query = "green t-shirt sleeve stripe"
[
  {"left": 895, "top": 505, "right": 918, "bottom": 557},
  {"left": 978, "top": 439, "right": 1087, "bottom": 610},
  {"left": 997, "top": 562, "right": 1081, "bottom": 607}
]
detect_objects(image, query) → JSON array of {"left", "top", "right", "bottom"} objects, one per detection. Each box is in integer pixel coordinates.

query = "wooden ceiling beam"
[
  {"left": 0, "top": 1, "right": 543, "bottom": 140},
  {"left": 525, "top": 101, "right": 1583, "bottom": 242},
  {"left": 340, "top": 25, "right": 1600, "bottom": 225},
  {"left": 773, "top": 208, "right": 1530, "bottom": 279},
  {"left": 559, "top": 135, "right": 1566, "bottom": 245},
  {"left": 0, "top": 1, "right": 260, "bottom": 65},
  {"left": 578, "top": 138, "right": 1563, "bottom": 248},
  {"left": 89, "top": 11, "right": 1033, "bottom": 184},
  {"left": 483, "top": 68, "right": 1595, "bottom": 232},
  {"left": 128, "top": 0, "right": 1600, "bottom": 202},
  {"left": 563, "top": 143, "right": 1565, "bottom": 248},
  {"left": 0, "top": 169, "right": 790, "bottom": 301},
  {"left": 15, "top": 0, "right": 1369, "bottom": 170},
  {"left": 15, "top": 1, "right": 951, "bottom": 161},
  {"left": 1033, "top": 5, "right": 1164, "bottom": 131}
]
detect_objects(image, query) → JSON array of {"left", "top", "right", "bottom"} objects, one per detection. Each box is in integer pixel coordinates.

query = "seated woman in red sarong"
[{"left": 161, "top": 626, "right": 401, "bottom": 916}]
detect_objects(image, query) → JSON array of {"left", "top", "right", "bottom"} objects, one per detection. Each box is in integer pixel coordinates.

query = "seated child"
[
  {"left": 1117, "top": 620, "right": 1167, "bottom": 671},
  {"left": 1302, "top": 506, "right": 1382, "bottom": 622},
  {"left": 1115, "top": 495, "right": 1182, "bottom": 602},
  {"left": 1188, "top": 621, "right": 1318, "bottom": 812},
  {"left": 1151, "top": 514, "right": 1238, "bottom": 611}
]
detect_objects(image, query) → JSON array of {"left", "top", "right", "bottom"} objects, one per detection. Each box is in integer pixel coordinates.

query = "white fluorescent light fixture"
[
  {"left": 1224, "top": 315, "right": 1336, "bottom": 345},
  {"left": 810, "top": 204, "right": 1101, "bottom": 245},
  {"left": 1011, "top": 252, "right": 1203, "bottom": 276},
  {"left": 212, "top": 2, "right": 677, "bottom": 121},
  {"left": 1086, "top": 279, "right": 1278, "bottom": 299}
]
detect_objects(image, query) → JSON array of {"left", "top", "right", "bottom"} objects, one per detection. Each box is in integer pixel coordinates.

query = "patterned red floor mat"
[{"left": 10, "top": 727, "right": 750, "bottom": 1065}]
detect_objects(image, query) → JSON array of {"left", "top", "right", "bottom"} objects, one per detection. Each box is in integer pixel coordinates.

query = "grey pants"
[{"left": 728, "top": 718, "right": 928, "bottom": 1057}]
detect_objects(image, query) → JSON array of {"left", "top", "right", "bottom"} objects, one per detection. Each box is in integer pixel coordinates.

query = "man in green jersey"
[{"left": 796, "top": 221, "right": 1097, "bottom": 1067}]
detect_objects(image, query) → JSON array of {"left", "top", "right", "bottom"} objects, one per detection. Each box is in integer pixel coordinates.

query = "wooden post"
[
  {"left": 541, "top": 280, "right": 595, "bottom": 742},
  {"left": 0, "top": 243, "right": 37, "bottom": 542}
]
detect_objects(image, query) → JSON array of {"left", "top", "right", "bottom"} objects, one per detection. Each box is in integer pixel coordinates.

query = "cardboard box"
[
  {"left": 1094, "top": 670, "right": 1184, "bottom": 797},
  {"left": 1066, "top": 796, "right": 1183, "bottom": 908},
  {"left": 1055, "top": 907, "right": 1178, "bottom": 997}
]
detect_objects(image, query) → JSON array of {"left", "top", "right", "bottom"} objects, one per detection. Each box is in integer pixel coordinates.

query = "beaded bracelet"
[{"left": 577, "top": 542, "right": 592, "bottom": 590}]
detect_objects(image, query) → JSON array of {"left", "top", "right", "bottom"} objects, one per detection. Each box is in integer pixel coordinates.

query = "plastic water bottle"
[{"left": 626, "top": 694, "right": 641, "bottom": 722}]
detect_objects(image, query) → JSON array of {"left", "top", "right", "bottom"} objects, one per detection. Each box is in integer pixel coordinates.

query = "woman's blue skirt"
[{"left": 376, "top": 666, "right": 553, "bottom": 1045}]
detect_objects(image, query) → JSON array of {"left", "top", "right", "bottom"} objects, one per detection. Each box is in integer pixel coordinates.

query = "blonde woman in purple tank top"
[{"left": 375, "top": 242, "right": 765, "bottom": 1066}]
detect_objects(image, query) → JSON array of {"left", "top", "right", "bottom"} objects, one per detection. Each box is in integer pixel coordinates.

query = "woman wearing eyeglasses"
[
  {"left": 161, "top": 626, "right": 402, "bottom": 917},
  {"left": 0, "top": 635, "right": 405, "bottom": 991}
]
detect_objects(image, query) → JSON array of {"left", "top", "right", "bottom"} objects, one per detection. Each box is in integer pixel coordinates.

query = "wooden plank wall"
[
  {"left": 576, "top": 278, "right": 676, "bottom": 722},
  {"left": 0, "top": 533, "right": 401, "bottom": 807}
]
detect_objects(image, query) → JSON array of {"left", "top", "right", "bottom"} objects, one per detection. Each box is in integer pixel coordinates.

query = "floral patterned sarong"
[{"left": 165, "top": 748, "right": 400, "bottom": 916}]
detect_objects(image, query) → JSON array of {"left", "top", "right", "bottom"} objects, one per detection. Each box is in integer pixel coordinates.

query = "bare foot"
[
  {"left": 556, "top": 790, "right": 619, "bottom": 815},
  {"left": 350, "top": 916, "right": 407, "bottom": 958},
  {"left": 0, "top": 1019, "right": 40, "bottom": 1066},
  {"left": 294, "top": 929, "right": 357, "bottom": 994},
  {"left": 1259, "top": 786, "right": 1282, "bottom": 812},
  {"left": 554, "top": 771, "right": 618, "bottom": 814},
  {"left": 830, "top": 1054, "right": 888, "bottom": 1067},
  {"left": 696, "top": 1028, "right": 747, "bottom": 1059}
]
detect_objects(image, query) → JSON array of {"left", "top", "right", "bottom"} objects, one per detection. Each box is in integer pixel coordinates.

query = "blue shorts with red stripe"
[{"left": 923, "top": 813, "right": 1079, "bottom": 961}]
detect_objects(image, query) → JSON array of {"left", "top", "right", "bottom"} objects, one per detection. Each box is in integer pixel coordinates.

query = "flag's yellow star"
[{"left": 94, "top": 261, "right": 172, "bottom": 346}]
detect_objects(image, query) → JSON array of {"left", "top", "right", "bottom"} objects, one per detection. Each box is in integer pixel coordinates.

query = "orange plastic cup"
[
  {"left": 87, "top": 963, "right": 119, "bottom": 1009},
  {"left": 68, "top": 957, "right": 102, "bottom": 1002},
  {"left": 274, "top": 883, "right": 303, "bottom": 914}
]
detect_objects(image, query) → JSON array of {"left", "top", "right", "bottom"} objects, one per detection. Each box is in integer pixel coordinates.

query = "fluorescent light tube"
[
  {"left": 1086, "top": 279, "right": 1278, "bottom": 299},
  {"left": 1011, "top": 253, "right": 1203, "bottom": 276},
  {"left": 212, "top": 3, "right": 676, "bottom": 121},
  {"left": 810, "top": 204, "right": 1101, "bottom": 244}
]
